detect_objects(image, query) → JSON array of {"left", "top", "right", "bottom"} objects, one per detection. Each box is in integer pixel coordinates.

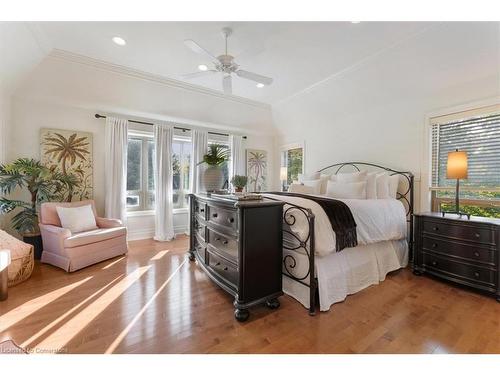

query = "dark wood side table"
[{"left": 414, "top": 212, "right": 500, "bottom": 302}]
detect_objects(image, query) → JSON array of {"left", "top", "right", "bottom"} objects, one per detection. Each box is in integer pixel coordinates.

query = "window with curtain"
[
  {"left": 126, "top": 131, "right": 193, "bottom": 211},
  {"left": 208, "top": 134, "right": 229, "bottom": 188},
  {"left": 430, "top": 107, "right": 500, "bottom": 218}
]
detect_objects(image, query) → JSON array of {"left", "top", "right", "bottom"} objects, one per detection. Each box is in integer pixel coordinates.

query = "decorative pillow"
[
  {"left": 365, "top": 172, "right": 378, "bottom": 199},
  {"left": 389, "top": 175, "right": 400, "bottom": 199},
  {"left": 336, "top": 170, "right": 367, "bottom": 183},
  {"left": 301, "top": 179, "right": 322, "bottom": 195},
  {"left": 318, "top": 174, "right": 331, "bottom": 195},
  {"left": 56, "top": 204, "right": 98, "bottom": 233},
  {"left": 375, "top": 173, "right": 390, "bottom": 199},
  {"left": 326, "top": 180, "right": 367, "bottom": 199},
  {"left": 288, "top": 183, "right": 315, "bottom": 195},
  {"left": 298, "top": 172, "right": 320, "bottom": 183}
]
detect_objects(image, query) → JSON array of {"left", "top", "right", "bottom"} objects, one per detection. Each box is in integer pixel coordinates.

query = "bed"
[{"left": 263, "top": 162, "right": 414, "bottom": 314}]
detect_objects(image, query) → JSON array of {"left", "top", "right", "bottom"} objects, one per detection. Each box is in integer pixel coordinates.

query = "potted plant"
[
  {"left": 198, "top": 144, "right": 229, "bottom": 192},
  {"left": 0, "top": 158, "right": 77, "bottom": 259},
  {"left": 231, "top": 175, "right": 248, "bottom": 193}
]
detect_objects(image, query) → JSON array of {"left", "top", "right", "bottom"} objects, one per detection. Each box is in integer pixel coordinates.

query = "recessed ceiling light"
[
  {"left": 198, "top": 64, "right": 208, "bottom": 71},
  {"left": 351, "top": 21, "right": 361, "bottom": 24},
  {"left": 256, "top": 83, "right": 265, "bottom": 88},
  {"left": 112, "top": 36, "right": 126, "bottom": 46}
]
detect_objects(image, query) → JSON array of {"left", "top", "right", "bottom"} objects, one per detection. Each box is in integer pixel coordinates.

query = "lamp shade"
[
  {"left": 280, "top": 166, "right": 288, "bottom": 181},
  {"left": 447, "top": 150, "right": 468, "bottom": 179}
]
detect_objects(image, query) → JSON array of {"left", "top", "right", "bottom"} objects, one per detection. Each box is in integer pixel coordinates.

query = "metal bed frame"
[{"left": 266, "top": 162, "right": 414, "bottom": 316}]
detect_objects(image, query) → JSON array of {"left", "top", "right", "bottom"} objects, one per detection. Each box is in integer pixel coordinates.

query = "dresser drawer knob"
[
  {"left": 212, "top": 213, "right": 218, "bottom": 218},
  {"left": 200, "top": 208, "right": 205, "bottom": 213},
  {"left": 474, "top": 233, "right": 480, "bottom": 238},
  {"left": 215, "top": 237, "right": 220, "bottom": 241},
  {"left": 474, "top": 251, "right": 480, "bottom": 257},
  {"left": 222, "top": 240, "right": 228, "bottom": 245},
  {"left": 431, "top": 261, "right": 438, "bottom": 266},
  {"left": 223, "top": 266, "right": 228, "bottom": 271},
  {"left": 432, "top": 243, "right": 438, "bottom": 248},
  {"left": 215, "top": 262, "right": 220, "bottom": 266},
  {"left": 474, "top": 271, "right": 480, "bottom": 279},
  {"left": 228, "top": 217, "right": 235, "bottom": 223},
  {"left": 433, "top": 226, "right": 439, "bottom": 231}
]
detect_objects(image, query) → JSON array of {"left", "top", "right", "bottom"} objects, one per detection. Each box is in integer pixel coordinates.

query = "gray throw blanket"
[{"left": 269, "top": 192, "right": 358, "bottom": 251}]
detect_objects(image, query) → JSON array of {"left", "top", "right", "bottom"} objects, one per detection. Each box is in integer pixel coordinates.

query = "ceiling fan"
[{"left": 182, "top": 27, "right": 273, "bottom": 95}]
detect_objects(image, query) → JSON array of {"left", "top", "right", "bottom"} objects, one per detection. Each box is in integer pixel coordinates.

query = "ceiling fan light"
[
  {"left": 112, "top": 36, "right": 126, "bottom": 46},
  {"left": 256, "top": 83, "right": 265, "bottom": 88},
  {"left": 351, "top": 21, "right": 361, "bottom": 24},
  {"left": 198, "top": 64, "right": 208, "bottom": 71}
]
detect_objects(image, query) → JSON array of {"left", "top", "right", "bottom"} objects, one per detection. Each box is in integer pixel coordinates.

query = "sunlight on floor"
[
  {"left": 150, "top": 250, "right": 170, "bottom": 261},
  {"left": 0, "top": 277, "right": 92, "bottom": 332},
  {"left": 31, "top": 266, "right": 151, "bottom": 352},
  {"left": 102, "top": 256, "right": 125, "bottom": 269},
  {"left": 21, "top": 274, "right": 124, "bottom": 348},
  {"left": 105, "top": 258, "right": 187, "bottom": 353}
]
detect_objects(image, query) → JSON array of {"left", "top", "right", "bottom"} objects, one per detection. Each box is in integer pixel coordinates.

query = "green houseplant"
[
  {"left": 0, "top": 158, "right": 77, "bottom": 258},
  {"left": 198, "top": 144, "right": 229, "bottom": 192},
  {"left": 230, "top": 175, "right": 248, "bottom": 193}
]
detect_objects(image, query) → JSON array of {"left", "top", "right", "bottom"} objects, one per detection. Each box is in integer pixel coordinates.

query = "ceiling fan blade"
[
  {"left": 184, "top": 39, "right": 219, "bottom": 63},
  {"left": 181, "top": 70, "right": 218, "bottom": 80},
  {"left": 235, "top": 70, "right": 273, "bottom": 85},
  {"left": 223, "top": 75, "right": 232, "bottom": 94}
]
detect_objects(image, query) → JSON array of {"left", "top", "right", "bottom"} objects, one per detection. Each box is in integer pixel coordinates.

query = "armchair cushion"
[
  {"left": 64, "top": 227, "right": 127, "bottom": 248},
  {"left": 96, "top": 217, "right": 123, "bottom": 228}
]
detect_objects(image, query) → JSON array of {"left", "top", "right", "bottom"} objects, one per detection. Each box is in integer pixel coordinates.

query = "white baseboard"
[{"left": 127, "top": 225, "right": 188, "bottom": 241}]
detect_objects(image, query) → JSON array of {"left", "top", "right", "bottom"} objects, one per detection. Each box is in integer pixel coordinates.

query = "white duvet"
[{"left": 263, "top": 194, "right": 407, "bottom": 257}]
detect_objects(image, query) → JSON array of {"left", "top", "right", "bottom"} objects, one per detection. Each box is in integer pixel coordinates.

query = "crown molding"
[{"left": 48, "top": 49, "right": 271, "bottom": 110}]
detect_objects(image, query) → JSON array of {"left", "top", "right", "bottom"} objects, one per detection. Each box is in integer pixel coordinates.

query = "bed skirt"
[{"left": 283, "top": 239, "right": 408, "bottom": 311}]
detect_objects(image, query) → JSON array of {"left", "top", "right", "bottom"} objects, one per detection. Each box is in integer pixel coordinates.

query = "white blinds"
[{"left": 431, "top": 112, "right": 500, "bottom": 189}]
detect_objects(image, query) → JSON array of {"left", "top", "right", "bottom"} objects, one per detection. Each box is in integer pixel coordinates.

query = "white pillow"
[
  {"left": 336, "top": 171, "right": 367, "bottom": 183},
  {"left": 389, "top": 175, "right": 400, "bottom": 199},
  {"left": 326, "top": 180, "right": 367, "bottom": 199},
  {"left": 319, "top": 174, "right": 331, "bottom": 195},
  {"left": 298, "top": 172, "right": 320, "bottom": 183},
  {"left": 288, "top": 183, "right": 314, "bottom": 195},
  {"left": 56, "top": 204, "right": 98, "bottom": 233},
  {"left": 302, "top": 179, "right": 322, "bottom": 195},
  {"left": 376, "top": 173, "right": 390, "bottom": 199},
  {"left": 365, "top": 172, "right": 377, "bottom": 199}
]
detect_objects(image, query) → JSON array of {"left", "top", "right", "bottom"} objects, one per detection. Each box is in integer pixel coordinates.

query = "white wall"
[
  {"left": 9, "top": 54, "right": 276, "bottom": 239},
  {"left": 272, "top": 23, "right": 500, "bottom": 212}
]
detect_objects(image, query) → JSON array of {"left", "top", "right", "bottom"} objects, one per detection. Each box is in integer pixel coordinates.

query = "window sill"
[{"left": 127, "top": 208, "right": 189, "bottom": 217}]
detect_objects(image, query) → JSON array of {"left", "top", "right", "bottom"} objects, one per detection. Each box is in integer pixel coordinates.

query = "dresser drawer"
[
  {"left": 194, "top": 200, "right": 207, "bottom": 220},
  {"left": 207, "top": 249, "right": 238, "bottom": 288},
  {"left": 207, "top": 205, "right": 238, "bottom": 231},
  {"left": 207, "top": 228, "right": 238, "bottom": 262},
  {"left": 422, "top": 236, "right": 497, "bottom": 267},
  {"left": 194, "top": 218, "right": 206, "bottom": 241},
  {"left": 194, "top": 234, "right": 206, "bottom": 262},
  {"left": 423, "top": 252, "right": 497, "bottom": 289},
  {"left": 423, "top": 220, "right": 496, "bottom": 245}
]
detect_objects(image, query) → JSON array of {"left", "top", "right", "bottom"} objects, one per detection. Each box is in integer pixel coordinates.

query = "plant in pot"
[
  {"left": 198, "top": 144, "right": 229, "bottom": 192},
  {"left": 0, "top": 158, "right": 78, "bottom": 259},
  {"left": 230, "top": 175, "right": 248, "bottom": 193}
]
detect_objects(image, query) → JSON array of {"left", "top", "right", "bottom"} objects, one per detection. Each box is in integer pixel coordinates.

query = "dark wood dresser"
[
  {"left": 414, "top": 212, "right": 500, "bottom": 301},
  {"left": 188, "top": 193, "right": 285, "bottom": 321}
]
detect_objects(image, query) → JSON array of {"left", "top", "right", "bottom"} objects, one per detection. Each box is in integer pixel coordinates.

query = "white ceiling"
[{"left": 28, "top": 21, "right": 437, "bottom": 104}]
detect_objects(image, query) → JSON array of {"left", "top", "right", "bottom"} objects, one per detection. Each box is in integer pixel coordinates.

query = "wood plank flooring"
[{"left": 1, "top": 236, "right": 499, "bottom": 354}]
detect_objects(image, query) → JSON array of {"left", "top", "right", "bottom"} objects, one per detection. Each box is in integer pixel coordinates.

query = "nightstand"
[{"left": 414, "top": 212, "right": 500, "bottom": 302}]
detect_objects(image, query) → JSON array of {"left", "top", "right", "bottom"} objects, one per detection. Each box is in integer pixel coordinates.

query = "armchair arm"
[
  {"left": 39, "top": 223, "right": 72, "bottom": 255},
  {"left": 96, "top": 217, "right": 123, "bottom": 228}
]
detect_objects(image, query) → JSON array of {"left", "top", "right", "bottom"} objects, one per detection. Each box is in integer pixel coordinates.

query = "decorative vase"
[
  {"left": 202, "top": 165, "right": 225, "bottom": 192},
  {"left": 235, "top": 187, "right": 243, "bottom": 193}
]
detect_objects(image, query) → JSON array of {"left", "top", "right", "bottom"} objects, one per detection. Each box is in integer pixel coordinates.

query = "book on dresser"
[
  {"left": 413, "top": 212, "right": 500, "bottom": 302},
  {"left": 188, "top": 193, "right": 285, "bottom": 321}
]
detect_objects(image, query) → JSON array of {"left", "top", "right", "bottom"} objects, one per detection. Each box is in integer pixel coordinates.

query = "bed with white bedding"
[{"left": 263, "top": 162, "right": 414, "bottom": 314}]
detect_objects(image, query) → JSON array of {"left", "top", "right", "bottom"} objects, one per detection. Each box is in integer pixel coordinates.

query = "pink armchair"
[{"left": 39, "top": 200, "right": 128, "bottom": 272}]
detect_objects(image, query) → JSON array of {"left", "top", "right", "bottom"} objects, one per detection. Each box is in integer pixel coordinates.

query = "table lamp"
[
  {"left": 280, "top": 166, "right": 288, "bottom": 191},
  {"left": 443, "top": 148, "right": 469, "bottom": 218}
]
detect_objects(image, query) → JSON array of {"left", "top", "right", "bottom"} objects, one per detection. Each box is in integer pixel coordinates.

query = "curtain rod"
[{"left": 94, "top": 114, "right": 246, "bottom": 139}]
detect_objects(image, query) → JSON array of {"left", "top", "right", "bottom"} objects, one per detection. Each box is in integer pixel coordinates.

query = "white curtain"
[
  {"left": 229, "top": 135, "right": 245, "bottom": 187},
  {"left": 104, "top": 116, "right": 128, "bottom": 223},
  {"left": 190, "top": 129, "right": 208, "bottom": 194},
  {"left": 153, "top": 122, "right": 175, "bottom": 241}
]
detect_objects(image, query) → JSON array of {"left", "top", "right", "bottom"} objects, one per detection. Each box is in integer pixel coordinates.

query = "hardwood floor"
[{"left": 1, "top": 235, "right": 499, "bottom": 354}]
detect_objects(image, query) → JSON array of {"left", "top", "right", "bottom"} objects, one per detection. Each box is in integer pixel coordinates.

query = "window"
[
  {"left": 280, "top": 143, "right": 304, "bottom": 190},
  {"left": 430, "top": 107, "right": 500, "bottom": 218},
  {"left": 172, "top": 136, "right": 192, "bottom": 209},
  {"left": 126, "top": 133, "right": 155, "bottom": 211}
]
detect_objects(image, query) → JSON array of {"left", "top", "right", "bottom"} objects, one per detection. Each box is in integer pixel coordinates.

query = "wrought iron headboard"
[{"left": 317, "top": 162, "right": 414, "bottom": 254}]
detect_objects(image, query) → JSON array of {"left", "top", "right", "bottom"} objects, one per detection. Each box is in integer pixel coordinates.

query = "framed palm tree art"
[
  {"left": 40, "top": 128, "right": 93, "bottom": 201},
  {"left": 246, "top": 149, "right": 268, "bottom": 192}
]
